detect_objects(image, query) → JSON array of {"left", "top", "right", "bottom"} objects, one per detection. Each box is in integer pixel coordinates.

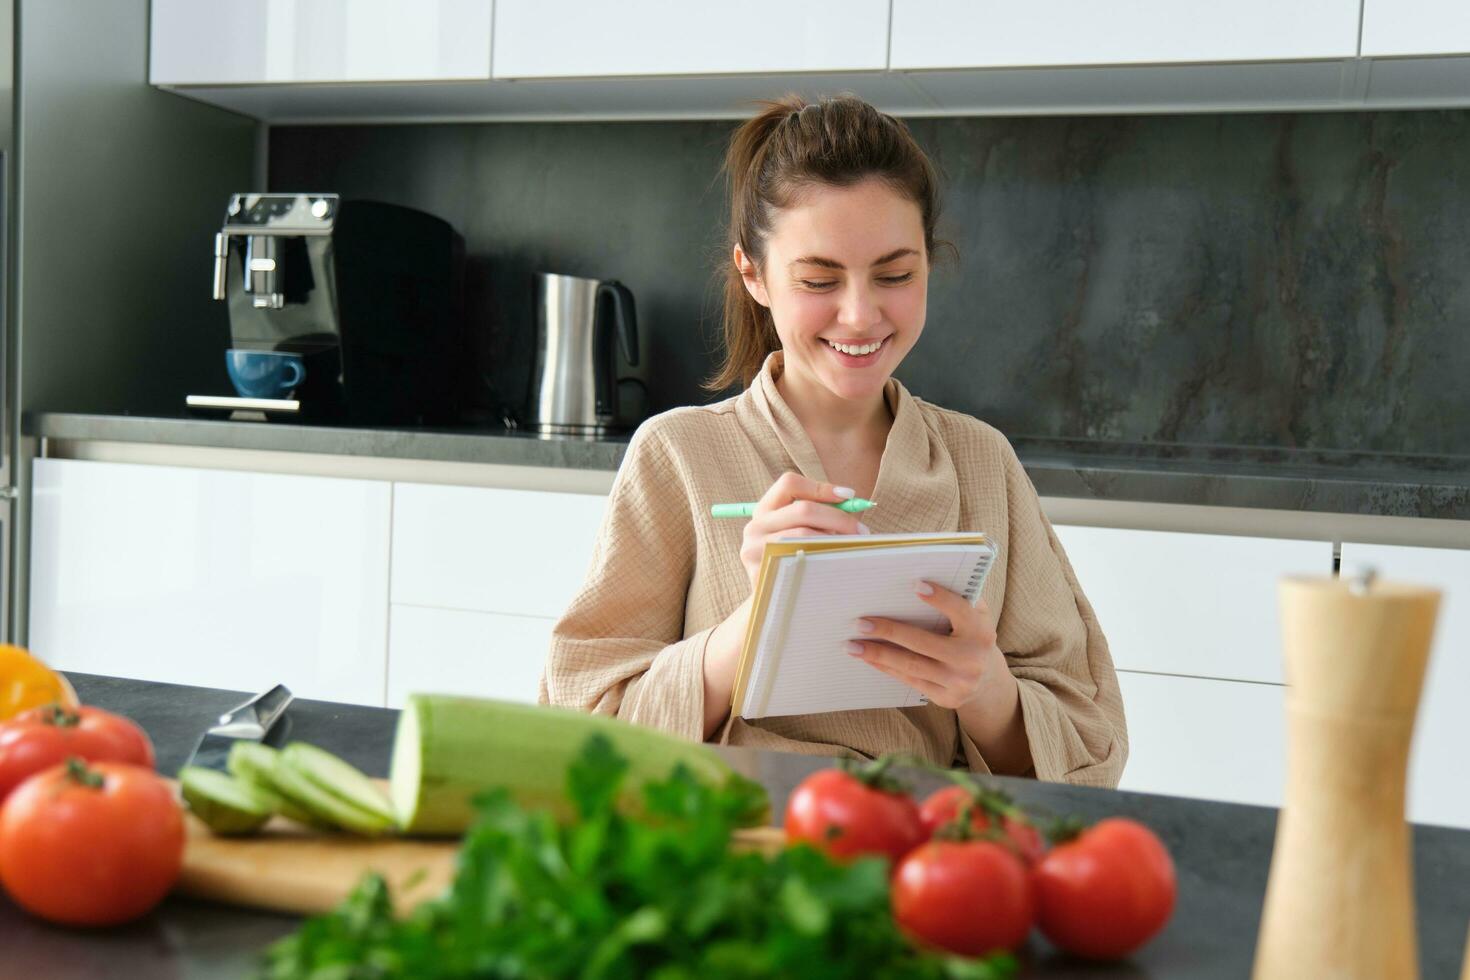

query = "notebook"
[{"left": 729, "top": 532, "right": 997, "bottom": 720}]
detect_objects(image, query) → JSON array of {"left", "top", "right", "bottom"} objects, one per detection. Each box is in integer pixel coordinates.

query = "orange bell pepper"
[{"left": 0, "top": 645, "right": 78, "bottom": 721}]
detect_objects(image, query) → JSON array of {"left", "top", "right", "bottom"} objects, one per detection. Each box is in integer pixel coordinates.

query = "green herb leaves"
[{"left": 261, "top": 736, "right": 1016, "bottom": 980}]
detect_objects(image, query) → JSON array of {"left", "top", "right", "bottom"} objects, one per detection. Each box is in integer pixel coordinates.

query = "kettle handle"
[{"left": 597, "top": 281, "right": 639, "bottom": 368}]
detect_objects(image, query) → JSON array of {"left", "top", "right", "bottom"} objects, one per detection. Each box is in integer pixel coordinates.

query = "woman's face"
[{"left": 738, "top": 178, "right": 928, "bottom": 406}]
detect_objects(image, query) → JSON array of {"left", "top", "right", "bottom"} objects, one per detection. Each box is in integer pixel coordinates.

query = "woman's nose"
[{"left": 836, "top": 284, "right": 882, "bottom": 330}]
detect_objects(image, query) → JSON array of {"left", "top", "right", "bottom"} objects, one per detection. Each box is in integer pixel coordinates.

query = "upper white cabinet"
[
  {"left": 150, "top": 0, "right": 492, "bottom": 85},
  {"left": 890, "top": 0, "right": 1362, "bottom": 70},
  {"left": 1338, "top": 543, "right": 1470, "bottom": 831},
  {"left": 150, "top": 0, "right": 1470, "bottom": 117},
  {"left": 1362, "top": 0, "right": 1470, "bottom": 57},
  {"left": 491, "top": 0, "right": 890, "bottom": 78},
  {"left": 1052, "top": 525, "right": 1331, "bottom": 684},
  {"left": 28, "top": 458, "right": 392, "bottom": 706}
]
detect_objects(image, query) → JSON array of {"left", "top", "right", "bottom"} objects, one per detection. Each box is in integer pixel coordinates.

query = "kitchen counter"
[
  {"left": 5, "top": 672, "right": 1469, "bottom": 979},
  {"left": 28, "top": 411, "right": 1470, "bottom": 521}
]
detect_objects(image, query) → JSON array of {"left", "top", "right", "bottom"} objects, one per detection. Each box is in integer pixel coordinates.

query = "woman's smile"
[{"left": 823, "top": 334, "right": 891, "bottom": 366}]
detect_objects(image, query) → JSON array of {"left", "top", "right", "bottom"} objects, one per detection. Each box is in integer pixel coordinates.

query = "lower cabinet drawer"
[
  {"left": 387, "top": 605, "right": 554, "bottom": 708},
  {"left": 29, "top": 457, "right": 392, "bottom": 707},
  {"left": 1116, "top": 671, "right": 1286, "bottom": 809},
  {"left": 390, "top": 483, "right": 608, "bottom": 619},
  {"left": 1340, "top": 542, "right": 1470, "bottom": 830},
  {"left": 1052, "top": 524, "right": 1331, "bottom": 685}
]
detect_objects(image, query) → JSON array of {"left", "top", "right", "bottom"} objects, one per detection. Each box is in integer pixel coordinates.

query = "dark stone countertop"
[
  {"left": 5, "top": 672, "right": 1469, "bottom": 979},
  {"left": 28, "top": 412, "right": 1470, "bottom": 519},
  {"left": 30, "top": 412, "right": 631, "bottom": 471}
]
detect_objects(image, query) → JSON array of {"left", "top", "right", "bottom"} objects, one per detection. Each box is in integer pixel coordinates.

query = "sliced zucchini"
[
  {"left": 179, "top": 765, "right": 274, "bottom": 835},
  {"left": 226, "top": 741, "right": 329, "bottom": 828},
  {"left": 281, "top": 742, "right": 395, "bottom": 827},
  {"left": 268, "top": 751, "right": 395, "bottom": 836}
]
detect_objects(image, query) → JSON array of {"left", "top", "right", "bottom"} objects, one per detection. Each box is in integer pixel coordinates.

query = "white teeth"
[{"left": 827, "top": 338, "right": 884, "bottom": 356}]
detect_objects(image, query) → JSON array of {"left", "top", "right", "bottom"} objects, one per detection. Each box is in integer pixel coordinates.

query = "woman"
[{"left": 542, "top": 95, "right": 1126, "bottom": 785}]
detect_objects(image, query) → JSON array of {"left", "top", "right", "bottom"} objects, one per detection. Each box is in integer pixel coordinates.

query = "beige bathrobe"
[{"left": 542, "top": 352, "right": 1128, "bottom": 787}]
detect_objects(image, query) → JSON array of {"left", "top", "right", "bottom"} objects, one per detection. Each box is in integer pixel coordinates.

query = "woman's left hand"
[{"left": 848, "top": 582, "right": 1007, "bottom": 711}]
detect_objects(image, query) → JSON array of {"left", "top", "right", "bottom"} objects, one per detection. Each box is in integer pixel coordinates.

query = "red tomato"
[
  {"left": 0, "top": 759, "right": 184, "bottom": 926},
  {"left": 784, "top": 768, "right": 925, "bottom": 864},
  {"left": 0, "top": 705, "right": 155, "bottom": 800},
  {"left": 892, "top": 839, "right": 1036, "bottom": 956},
  {"left": 918, "top": 785, "right": 1048, "bottom": 865},
  {"left": 1033, "top": 817, "right": 1176, "bottom": 960}
]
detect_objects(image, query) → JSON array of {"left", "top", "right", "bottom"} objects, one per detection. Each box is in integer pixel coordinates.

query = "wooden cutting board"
[
  {"left": 178, "top": 810, "right": 460, "bottom": 917},
  {"left": 175, "top": 791, "right": 787, "bottom": 918}
]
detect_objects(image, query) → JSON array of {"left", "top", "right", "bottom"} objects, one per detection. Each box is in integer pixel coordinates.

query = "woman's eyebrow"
[{"left": 789, "top": 247, "right": 920, "bottom": 271}]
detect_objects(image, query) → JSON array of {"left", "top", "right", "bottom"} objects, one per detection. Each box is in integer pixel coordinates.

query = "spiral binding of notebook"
[{"left": 963, "top": 550, "right": 995, "bottom": 604}]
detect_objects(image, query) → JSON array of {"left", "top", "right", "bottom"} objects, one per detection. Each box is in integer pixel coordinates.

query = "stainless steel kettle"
[{"left": 527, "top": 273, "right": 641, "bottom": 435}]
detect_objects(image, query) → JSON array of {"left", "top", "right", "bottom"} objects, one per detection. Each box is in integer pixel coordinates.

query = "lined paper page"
[{"left": 740, "top": 544, "right": 993, "bottom": 718}]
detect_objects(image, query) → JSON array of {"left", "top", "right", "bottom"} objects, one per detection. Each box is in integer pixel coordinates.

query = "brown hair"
[{"left": 707, "top": 94, "right": 948, "bottom": 392}]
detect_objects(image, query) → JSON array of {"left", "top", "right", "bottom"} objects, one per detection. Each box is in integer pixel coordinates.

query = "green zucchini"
[
  {"left": 389, "top": 694, "right": 752, "bottom": 836},
  {"left": 282, "top": 742, "right": 395, "bottom": 826},
  {"left": 226, "top": 742, "right": 330, "bottom": 829},
  {"left": 227, "top": 740, "right": 393, "bottom": 835},
  {"left": 178, "top": 765, "right": 274, "bottom": 835},
  {"left": 270, "top": 751, "right": 396, "bottom": 836}
]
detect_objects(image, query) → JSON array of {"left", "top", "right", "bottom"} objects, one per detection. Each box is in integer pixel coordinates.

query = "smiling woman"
[{"left": 542, "top": 95, "right": 1128, "bottom": 787}]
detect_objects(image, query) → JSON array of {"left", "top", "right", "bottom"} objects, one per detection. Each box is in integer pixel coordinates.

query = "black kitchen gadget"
[{"left": 191, "top": 193, "right": 466, "bottom": 425}]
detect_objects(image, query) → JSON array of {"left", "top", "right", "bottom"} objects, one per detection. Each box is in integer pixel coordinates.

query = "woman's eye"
[
  {"left": 878, "top": 273, "right": 914, "bottom": 285},
  {"left": 799, "top": 279, "right": 837, "bottom": 290}
]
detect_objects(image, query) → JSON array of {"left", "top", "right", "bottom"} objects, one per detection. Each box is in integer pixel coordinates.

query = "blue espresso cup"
[{"left": 225, "top": 349, "right": 306, "bottom": 399}]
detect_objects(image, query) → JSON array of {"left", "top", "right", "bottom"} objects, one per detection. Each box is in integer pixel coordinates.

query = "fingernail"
[
  {"left": 856, "top": 619, "right": 875, "bottom": 633},
  {"left": 834, "top": 486, "right": 856, "bottom": 499},
  {"left": 858, "top": 522, "right": 872, "bottom": 534},
  {"left": 846, "top": 641, "right": 865, "bottom": 656},
  {"left": 916, "top": 581, "right": 935, "bottom": 596}
]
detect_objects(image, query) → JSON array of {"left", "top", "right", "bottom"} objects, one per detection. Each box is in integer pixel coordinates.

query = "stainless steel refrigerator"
[
  {"left": 1, "top": 0, "right": 254, "bottom": 643},
  {"left": 1, "top": 1, "right": 15, "bottom": 642}
]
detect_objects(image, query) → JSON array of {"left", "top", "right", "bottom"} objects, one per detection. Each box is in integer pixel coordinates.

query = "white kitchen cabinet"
[
  {"left": 149, "top": 0, "right": 492, "bottom": 85},
  {"left": 28, "top": 458, "right": 391, "bottom": 706},
  {"left": 1338, "top": 543, "right": 1470, "bottom": 830},
  {"left": 1362, "top": 0, "right": 1470, "bottom": 57},
  {"left": 391, "top": 482, "right": 607, "bottom": 619},
  {"left": 491, "top": 0, "right": 890, "bottom": 78},
  {"left": 889, "top": 0, "right": 1362, "bottom": 70},
  {"left": 1116, "top": 671, "right": 1287, "bottom": 808},
  {"left": 1052, "top": 525, "right": 1331, "bottom": 685},
  {"left": 147, "top": 0, "right": 1470, "bottom": 119},
  {"left": 387, "top": 605, "right": 552, "bottom": 707}
]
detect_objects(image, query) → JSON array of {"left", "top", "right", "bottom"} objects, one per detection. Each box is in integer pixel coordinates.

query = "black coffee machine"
[{"left": 191, "top": 193, "right": 464, "bottom": 425}]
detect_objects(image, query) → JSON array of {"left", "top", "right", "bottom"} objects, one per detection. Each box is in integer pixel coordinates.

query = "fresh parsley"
[{"left": 261, "top": 736, "right": 1017, "bottom": 979}]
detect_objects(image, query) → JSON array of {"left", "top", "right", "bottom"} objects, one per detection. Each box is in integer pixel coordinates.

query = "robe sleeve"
[
  {"left": 957, "top": 438, "right": 1129, "bottom": 787},
  {"left": 539, "top": 422, "right": 712, "bottom": 742}
]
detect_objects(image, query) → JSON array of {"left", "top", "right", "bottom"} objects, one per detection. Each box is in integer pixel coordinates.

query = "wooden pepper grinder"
[{"left": 1253, "top": 572, "right": 1440, "bottom": 980}]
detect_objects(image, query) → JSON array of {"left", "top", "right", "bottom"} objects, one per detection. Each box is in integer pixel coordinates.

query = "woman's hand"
[
  {"left": 849, "top": 583, "right": 1033, "bottom": 775},
  {"left": 847, "top": 583, "right": 1005, "bottom": 710},
  {"left": 737, "top": 471, "right": 869, "bottom": 590},
  {"left": 702, "top": 472, "right": 867, "bottom": 740}
]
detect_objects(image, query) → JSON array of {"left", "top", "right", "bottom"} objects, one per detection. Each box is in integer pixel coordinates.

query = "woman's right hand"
[
  {"left": 737, "top": 472, "right": 870, "bottom": 590},
  {"left": 703, "top": 472, "right": 870, "bottom": 739}
]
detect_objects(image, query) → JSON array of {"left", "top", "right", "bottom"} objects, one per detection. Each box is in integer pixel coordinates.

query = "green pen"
[{"left": 710, "top": 498, "right": 876, "bottom": 519}]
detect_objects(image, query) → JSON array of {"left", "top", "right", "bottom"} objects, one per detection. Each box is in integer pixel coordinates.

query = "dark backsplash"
[{"left": 270, "top": 110, "right": 1470, "bottom": 457}]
